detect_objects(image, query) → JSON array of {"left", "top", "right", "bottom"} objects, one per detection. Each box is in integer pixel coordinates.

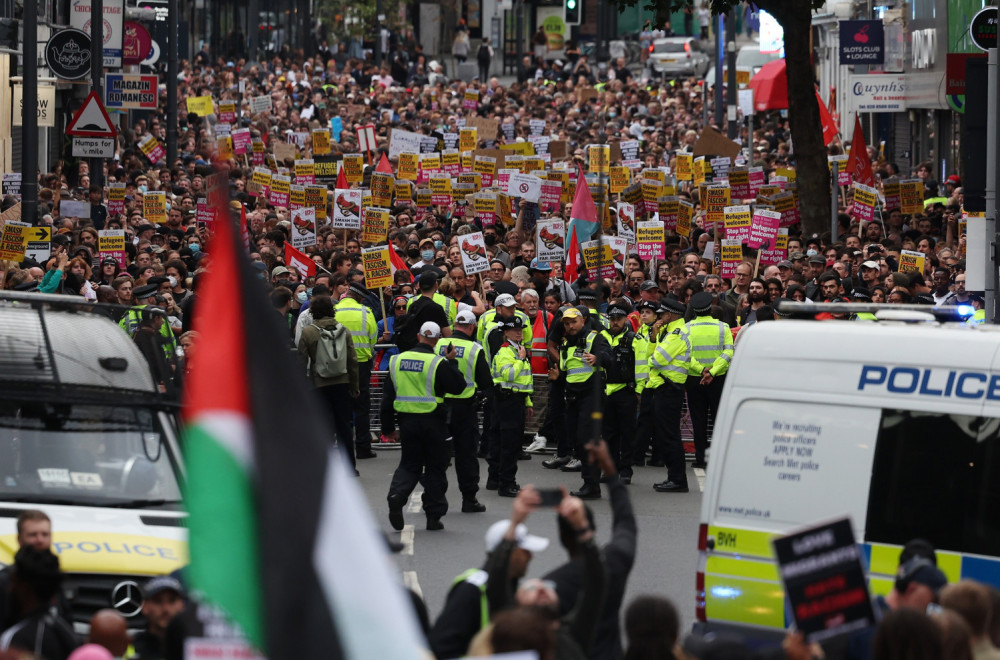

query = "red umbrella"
[{"left": 748, "top": 58, "right": 788, "bottom": 111}]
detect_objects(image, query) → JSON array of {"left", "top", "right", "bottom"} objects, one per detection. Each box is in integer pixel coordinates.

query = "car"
[{"left": 649, "top": 37, "right": 709, "bottom": 79}]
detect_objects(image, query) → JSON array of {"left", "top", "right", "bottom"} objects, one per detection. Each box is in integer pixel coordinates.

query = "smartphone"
[
  {"left": 197, "top": 221, "right": 207, "bottom": 229},
  {"left": 537, "top": 488, "right": 562, "bottom": 507}
]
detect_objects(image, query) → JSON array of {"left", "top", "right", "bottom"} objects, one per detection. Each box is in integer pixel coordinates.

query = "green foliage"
[{"left": 315, "top": 0, "right": 407, "bottom": 41}]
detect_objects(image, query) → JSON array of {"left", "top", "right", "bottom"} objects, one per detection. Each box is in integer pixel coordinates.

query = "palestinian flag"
[
  {"left": 184, "top": 196, "right": 426, "bottom": 659},
  {"left": 568, "top": 162, "right": 600, "bottom": 244}
]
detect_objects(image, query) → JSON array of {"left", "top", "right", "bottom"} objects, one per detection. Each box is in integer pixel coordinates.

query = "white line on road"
[
  {"left": 403, "top": 571, "right": 423, "bottom": 598},
  {"left": 693, "top": 467, "right": 706, "bottom": 492},
  {"left": 407, "top": 488, "right": 423, "bottom": 513},
  {"left": 400, "top": 525, "right": 415, "bottom": 555}
]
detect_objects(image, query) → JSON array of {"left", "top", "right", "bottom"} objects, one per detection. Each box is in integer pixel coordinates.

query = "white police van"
[
  {"left": 0, "top": 292, "right": 186, "bottom": 631},
  {"left": 695, "top": 314, "right": 1000, "bottom": 641}
]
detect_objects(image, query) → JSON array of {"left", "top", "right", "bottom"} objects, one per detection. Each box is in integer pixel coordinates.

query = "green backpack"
[{"left": 313, "top": 323, "right": 350, "bottom": 379}]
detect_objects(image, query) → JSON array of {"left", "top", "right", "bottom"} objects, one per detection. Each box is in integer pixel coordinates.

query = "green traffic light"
[{"left": 567, "top": 0, "right": 576, "bottom": 7}]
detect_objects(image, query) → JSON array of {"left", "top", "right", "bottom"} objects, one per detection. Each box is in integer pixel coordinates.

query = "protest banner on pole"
[
  {"left": 748, "top": 209, "right": 782, "bottom": 250},
  {"left": 290, "top": 207, "right": 317, "bottom": 249},
  {"left": 97, "top": 229, "right": 127, "bottom": 268},
  {"left": 616, "top": 203, "right": 636, "bottom": 245},
  {"left": 720, "top": 238, "right": 742, "bottom": 278},
  {"left": 536, "top": 220, "right": 565, "bottom": 263},
  {"left": 724, "top": 205, "right": 752, "bottom": 244},
  {"left": 333, "top": 189, "right": 362, "bottom": 229},
  {"left": 362, "top": 207, "right": 390, "bottom": 244},
  {"left": 636, "top": 220, "right": 665, "bottom": 261},
  {"left": 362, "top": 246, "right": 394, "bottom": 289},
  {"left": 581, "top": 240, "right": 616, "bottom": 279}
]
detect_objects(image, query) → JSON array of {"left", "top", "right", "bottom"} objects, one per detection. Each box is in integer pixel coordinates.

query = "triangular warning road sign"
[{"left": 66, "top": 91, "right": 117, "bottom": 138}]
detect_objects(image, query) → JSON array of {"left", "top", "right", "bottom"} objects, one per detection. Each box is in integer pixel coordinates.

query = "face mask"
[
  {"left": 407, "top": 248, "right": 420, "bottom": 259},
  {"left": 138, "top": 185, "right": 148, "bottom": 194},
  {"left": 306, "top": 287, "right": 314, "bottom": 297},
  {"left": 421, "top": 250, "right": 435, "bottom": 261},
  {"left": 434, "top": 240, "right": 444, "bottom": 250},
  {"left": 165, "top": 202, "right": 171, "bottom": 212},
  {"left": 188, "top": 243, "right": 200, "bottom": 253},
  {"left": 806, "top": 249, "right": 818, "bottom": 257},
  {"left": 608, "top": 112, "right": 617, "bottom": 118},
  {"left": 167, "top": 276, "right": 178, "bottom": 287},
  {"left": 296, "top": 291, "right": 308, "bottom": 304},
  {"left": 484, "top": 234, "right": 497, "bottom": 246}
]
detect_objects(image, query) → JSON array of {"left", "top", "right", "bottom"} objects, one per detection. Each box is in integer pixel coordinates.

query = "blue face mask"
[
  {"left": 434, "top": 240, "right": 444, "bottom": 250},
  {"left": 306, "top": 287, "right": 313, "bottom": 297},
  {"left": 138, "top": 185, "right": 148, "bottom": 194},
  {"left": 421, "top": 249, "right": 435, "bottom": 262},
  {"left": 188, "top": 243, "right": 200, "bottom": 253},
  {"left": 296, "top": 291, "right": 308, "bottom": 304},
  {"left": 608, "top": 112, "right": 617, "bottom": 118}
]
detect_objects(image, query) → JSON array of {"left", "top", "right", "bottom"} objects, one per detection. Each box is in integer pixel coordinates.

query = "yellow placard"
[
  {"left": 304, "top": 186, "right": 327, "bottom": 220},
  {"left": 371, "top": 172, "right": 395, "bottom": 207},
  {"left": 312, "top": 130, "right": 331, "bottom": 156},
  {"left": 460, "top": 128, "right": 478, "bottom": 152},
  {"left": 500, "top": 142, "right": 534, "bottom": 156},
  {"left": 290, "top": 185, "right": 306, "bottom": 208},
  {"left": 398, "top": 153, "right": 419, "bottom": 180},
  {"left": 421, "top": 153, "right": 442, "bottom": 171},
  {"left": 676, "top": 153, "right": 693, "bottom": 181},
  {"left": 677, "top": 201, "right": 693, "bottom": 238},
  {"left": 589, "top": 145, "right": 610, "bottom": 175},
  {"left": 775, "top": 167, "right": 797, "bottom": 181},
  {"left": 186, "top": 96, "right": 214, "bottom": 116},
  {"left": 362, "top": 207, "right": 390, "bottom": 244},
  {"left": 343, "top": 154, "right": 364, "bottom": 185},
  {"left": 0, "top": 221, "right": 28, "bottom": 260},
  {"left": 900, "top": 180, "right": 925, "bottom": 215},
  {"left": 362, "top": 246, "right": 394, "bottom": 289},
  {"left": 395, "top": 179, "right": 414, "bottom": 202},
  {"left": 898, "top": 249, "right": 926, "bottom": 274},
  {"left": 442, "top": 151, "right": 461, "bottom": 170},
  {"left": 216, "top": 136, "right": 233, "bottom": 160},
  {"left": 143, "top": 191, "right": 167, "bottom": 224},
  {"left": 609, "top": 166, "right": 630, "bottom": 194}
]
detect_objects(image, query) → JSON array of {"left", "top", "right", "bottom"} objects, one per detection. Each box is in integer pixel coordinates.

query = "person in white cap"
[
  {"left": 429, "top": 491, "right": 549, "bottom": 659},
  {"left": 437, "top": 310, "right": 494, "bottom": 513},
  {"left": 382, "top": 321, "right": 467, "bottom": 532}
]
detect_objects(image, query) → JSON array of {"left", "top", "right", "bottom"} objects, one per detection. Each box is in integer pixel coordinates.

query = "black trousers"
[
  {"left": 387, "top": 411, "right": 449, "bottom": 519},
  {"left": 632, "top": 388, "right": 662, "bottom": 464},
  {"left": 539, "top": 375, "right": 568, "bottom": 456},
  {"left": 490, "top": 392, "right": 527, "bottom": 488},
  {"left": 446, "top": 398, "right": 481, "bottom": 497},
  {"left": 353, "top": 361, "right": 372, "bottom": 454},
  {"left": 316, "top": 383, "right": 356, "bottom": 469},
  {"left": 604, "top": 387, "right": 637, "bottom": 477},
  {"left": 686, "top": 374, "right": 726, "bottom": 463},
  {"left": 654, "top": 384, "right": 687, "bottom": 485},
  {"left": 567, "top": 388, "right": 600, "bottom": 488}
]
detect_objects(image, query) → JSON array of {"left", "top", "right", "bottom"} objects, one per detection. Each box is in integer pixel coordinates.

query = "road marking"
[
  {"left": 400, "top": 525, "right": 415, "bottom": 555},
  {"left": 403, "top": 571, "right": 423, "bottom": 598},
  {"left": 407, "top": 488, "right": 423, "bottom": 513},
  {"left": 693, "top": 467, "right": 706, "bottom": 492}
]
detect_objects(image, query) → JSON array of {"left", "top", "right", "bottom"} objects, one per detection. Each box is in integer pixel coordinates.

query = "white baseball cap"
[
  {"left": 495, "top": 293, "right": 517, "bottom": 307},
  {"left": 419, "top": 322, "right": 442, "bottom": 338},
  {"left": 484, "top": 520, "right": 549, "bottom": 553},
  {"left": 455, "top": 310, "right": 477, "bottom": 325}
]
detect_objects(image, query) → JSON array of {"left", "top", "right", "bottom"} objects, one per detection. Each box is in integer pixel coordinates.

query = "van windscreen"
[{"left": 865, "top": 410, "right": 1000, "bottom": 557}]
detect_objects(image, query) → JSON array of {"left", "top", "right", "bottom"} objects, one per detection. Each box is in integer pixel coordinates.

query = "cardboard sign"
[
  {"left": 389, "top": 128, "right": 425, "bottom": 159},
  {"left": 362, "top": 246, "right": 394, "bottom": 289},
  {"left": 898, "top": 249, "right": 926, "bottom": 274},
  {"left": 536, "top": 220, "right": 565, "bottom": 263},
  {"left": 851, "top": 182, "right": 877, "bottom": 222},
  {"left": 617, "top": 203, "right": 636, "bottom": 245},
  {"left": 0, "top": 220, "right": 28, "bottom": 260},
  {"left": 290, "top": 207, "right": 317, "bottom": 249},
  {"left": 333, "top": 189, "right": 362, "bottom": 229},
  {"left": 362, "top": 207, "right": 390, "bottom": 244},
  {"left": 143, "top": 191, "right": 167, "bottom": 224},
  {"left": 459, "top": 231, "right": 490, "bottom": 275},
  {"left": 249, "top": 94, "right": 272, "bottom": 114},
  {"left": 772, "top": 518, "right": 875, "bottom": 642},
  {"left": 186, "top": 96, "right": 214, "bottom": 116},
  {"left": 636, "top": 220, "right": 665, "bottom": 260},
  {"left": 692, "top": 126, "right": 741, "bottom": 159},
  {"left": 748, "top": 209, "right": 782, "bottom": 249}
]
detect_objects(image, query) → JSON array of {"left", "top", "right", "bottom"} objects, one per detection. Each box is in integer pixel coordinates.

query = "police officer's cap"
[
  {"left": 500, "top": 316, "right": 524, "bottom": 330},
  {"left": 417, "top": 270, "right": 440, "bottom": 286},
  {"left": 690, "top": 291, "right": 713, "bottom": 314},
  {"left": 348, "top": 281, "right": 369, "bottom": 297},
  {"left": 851, "top": 288, "right": 872, "bottom": 302},
  {"left": 608, "top": 302, "right": 631, "bottom": 317},
  {"left": 133, "top": 284, "right": 159, "bottom": 299},
  {"left": 577, "top": 288, "right": 597, "bottom": 302},
  {"left": 658, "top": 298, "right": 686, "bottom": 315},
  {"left": 636, "top": 300, "right": 658, "bottom": 313},
  {"left": 969, "top": 291, "right": 985, "bottom": 304}
]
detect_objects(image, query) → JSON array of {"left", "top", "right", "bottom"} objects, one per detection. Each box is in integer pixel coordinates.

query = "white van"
[
  {"left": 695, "top": 319, "right": 1000, "bottom": 641},
  {"left": 0, "top": 293, "right": 186, "bottom": 631}
]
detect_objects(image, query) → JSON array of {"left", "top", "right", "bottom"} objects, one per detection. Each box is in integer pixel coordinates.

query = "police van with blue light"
[
  {"left": 0, "top": 292, "right": 186, "bottom": 631},
  {"left": 694, "top": 302, "right": 1000, "bottom": 642}
]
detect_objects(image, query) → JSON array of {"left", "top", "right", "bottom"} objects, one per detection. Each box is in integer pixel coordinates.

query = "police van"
[
  {"left": 0, "top": 293, "right": 186, "bottom": 631},
  {"left": 695, "top": 317, "right": 1000, "bottom": 641}
]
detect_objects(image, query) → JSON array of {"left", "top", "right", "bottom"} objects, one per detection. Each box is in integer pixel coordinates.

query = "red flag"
[
  {"left": 568, "top": 162, "right": 600, "bottom": 243},
  {"left": 376, "top": 152, "right": 393, "bottom": 174},
  {"left": 564, "top": 223, "right": 581, "bottom": 284},
  {"left": 336, "top": 165, "right": 348, "bottom": 189},
  {"left": 816, "top": 90, "right": 839, "bottom": 146},
  {"left": 284, "top": 243, "right": 316, "bottom": 279},
  {"left": 846, "top": 115, "right": 875, "bottom": 187},
  {"left": 388, "top": 245, "right": 411, "bottom": 283}
]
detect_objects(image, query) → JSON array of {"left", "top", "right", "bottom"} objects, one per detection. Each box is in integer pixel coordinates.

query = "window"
[{"left": 866, "top": 410, "right": 1000, "bottom": 556}]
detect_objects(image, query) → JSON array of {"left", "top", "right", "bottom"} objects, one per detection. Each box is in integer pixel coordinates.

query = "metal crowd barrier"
[{"left": 366, "top": 345, "right": 711, "bottom": 452}]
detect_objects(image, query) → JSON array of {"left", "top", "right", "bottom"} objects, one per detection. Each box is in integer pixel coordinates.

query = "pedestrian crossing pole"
[{"left": 987, "top": 47, "right": 997, "bottom": 323}]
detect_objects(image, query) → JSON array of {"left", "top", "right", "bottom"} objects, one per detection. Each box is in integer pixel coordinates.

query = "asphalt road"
[{"left": 356, "top": 448, "right": 706, "bottom": 640}]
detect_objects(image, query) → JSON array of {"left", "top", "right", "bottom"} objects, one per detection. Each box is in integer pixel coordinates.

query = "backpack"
[{"left": 313, "top": 323, "right": 351, "bottom": 379}]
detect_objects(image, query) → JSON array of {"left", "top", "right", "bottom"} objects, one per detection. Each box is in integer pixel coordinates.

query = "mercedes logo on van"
[{"left": 111, "top": 580, "right": 143, "bottom": 617}]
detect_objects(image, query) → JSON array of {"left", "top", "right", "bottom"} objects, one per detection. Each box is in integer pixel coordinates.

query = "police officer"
[
  {"left": 490, "top": 316, "right": 534, "bottom": 497},
  {"left": 336, "top": 281, "right": 379, "bottom": 460},
  {"left": 557, "top": 307, "right": 613, "bottom": 499},
  {"left": 440, "top": 310, "right": 493, "bottom": 513},
  {"left": 477, "top": 293, "right": 532, "bottom": 357},
  {"left": 384, "top": 322, "right": 467, "bottom": 531},
  {"left": 649, "top": 298, "right": 693, "bottom": 493},
  {"left": 684, "top": 291, "right": 734, "bottom": 471},
  {"left": 120, "top": 284, "right": 177, "bottom": 361},
  {"left": 603, "top": 302, "right": 638, "bottom": 483},
  {"left": 632, "top": 300, "right": 666, "bottom": 468},
  {"left": 577, "top": 288, "right": 610, "bottom": 329}
]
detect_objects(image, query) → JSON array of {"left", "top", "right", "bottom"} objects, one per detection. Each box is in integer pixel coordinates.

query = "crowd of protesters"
[{"left": 0, "top": 22, "right": 987, "bottom": 660}]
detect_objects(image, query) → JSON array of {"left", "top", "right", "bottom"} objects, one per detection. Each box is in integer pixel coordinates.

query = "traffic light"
[{"left": 565, "top": 0, "right": 580, "bottom": 26}]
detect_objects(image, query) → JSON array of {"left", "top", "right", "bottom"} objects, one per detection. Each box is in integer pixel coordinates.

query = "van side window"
[{"left": 865, "top": 411, "right": 1000, "bottom": 556}]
